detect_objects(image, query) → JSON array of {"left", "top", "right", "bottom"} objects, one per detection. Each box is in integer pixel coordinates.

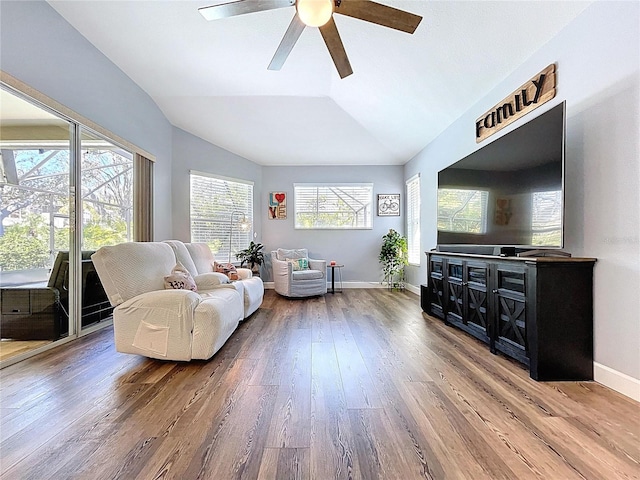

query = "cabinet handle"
[
  {"left": 492, "top": 289, "right": 499, "bottom": 294},
  {"left": 462, "top": 282, "right": 468, "bottom": 286}
]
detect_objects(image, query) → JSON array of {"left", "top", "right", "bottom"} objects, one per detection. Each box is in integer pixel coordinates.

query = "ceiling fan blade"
[
  {"left": 199, "top": 0, "right": 294, "bottom": 21},
  {"left": 319, "top": 17, "right": 353, "bottom": 79},
  {"left": 335, "top": 0, "right": 422, "bottom": 34},
  {"left": 268, "top": 14, "right": 306, "bottom": 71}
]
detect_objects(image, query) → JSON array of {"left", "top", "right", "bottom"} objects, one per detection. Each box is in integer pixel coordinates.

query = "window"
[
  {"left": 437, "top": 188, "right": 488, "bottom": 234},
  {"left": 0, "top": 100, "right": 135, "bottom": 278},
  {"left": 1, "top": 139, "right": 135, "bottom": 269},
  {"left": 294, "top": 183, "right": 373, "bottom": 229},
  {"left": 1, "top": 145, "right": 71, "bottom": 275},
  {"left": 406, "top": 174, "right": 420, "bottom": 265},
  {"left": 81, "top": 128, "right": 134, "bottom": 251},
  {"left": 190, "top": 172, "right": 253, "bottom": 262}
]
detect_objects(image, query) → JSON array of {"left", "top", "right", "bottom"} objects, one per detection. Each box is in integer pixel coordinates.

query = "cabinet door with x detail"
[
  {"left": 492, "top": 263, "right": 529, "bottom": 365},
  {"left": 465, "top": 262, "right": 490, "bottom": 343}
]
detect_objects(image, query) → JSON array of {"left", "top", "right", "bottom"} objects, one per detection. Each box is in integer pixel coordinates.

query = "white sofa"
[
  {"left": 92, "top": 241, "right": 264, "bottom": 361},
  {"left": 164, "top": 240, "right": 264, "bottom": 318},
  {"left": 271, "top": 248, "right": 327, "bottom": 297}
]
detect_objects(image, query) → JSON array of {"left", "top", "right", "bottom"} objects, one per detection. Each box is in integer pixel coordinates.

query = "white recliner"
[
  {"left": 92, "top": 241, "right": 264, "bottom": 361},
  {"left": 271, "top": 248, "right": 327, "bottom": 297}
]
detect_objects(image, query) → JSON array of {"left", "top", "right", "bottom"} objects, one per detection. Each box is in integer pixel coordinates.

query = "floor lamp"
[{"left": 229, "top": 211, "right": 251, "bottom": 263}]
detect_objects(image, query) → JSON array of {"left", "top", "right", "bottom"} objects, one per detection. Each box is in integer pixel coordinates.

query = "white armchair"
[{"left": 271, "top": 248, "right": 327, "bottom": 297}]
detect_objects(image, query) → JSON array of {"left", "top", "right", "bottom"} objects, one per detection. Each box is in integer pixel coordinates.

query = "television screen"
[{"left": 437, "top": 102, "right": 565, "bottom": 249}]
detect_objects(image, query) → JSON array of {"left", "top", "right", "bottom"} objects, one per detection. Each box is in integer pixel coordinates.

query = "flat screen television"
[{"left": 437, "top": 102, "right": 565, "bottom": 253}]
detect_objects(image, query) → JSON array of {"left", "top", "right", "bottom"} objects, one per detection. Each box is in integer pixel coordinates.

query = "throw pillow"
[
  {"left": 286, "top": 258, "right": 301, "bottom": 271},
  {"left": 286, "top": 257, "right": 309, "bottom": 271},
  {"left": 194, "top": 272, "right": 229, "bottom": 290},
  {"left": 164, "top": 262, "right": 197, "bottom": 291},
  {"left": 214, "top": 261, "right": 240, "bottom": 281}
]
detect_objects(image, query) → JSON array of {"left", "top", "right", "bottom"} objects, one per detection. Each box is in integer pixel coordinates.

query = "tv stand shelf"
[{"left": 421, "top": 251, "right": 596, "bottom": 381}]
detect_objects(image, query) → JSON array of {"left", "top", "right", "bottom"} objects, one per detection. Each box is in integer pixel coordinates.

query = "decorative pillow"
[
  {"left": 214, "top": 261, "right": 240, "bottom": 281},
  {"left": 286, "top": 258, "right": 301, "bottom": 271},
  {"left": 164, "top": 262, "right": 197, "bottom": 291},
  {"left": 194, "top": 272, "right": 229, "bottom": 290},
  {"left": 286, "top": 257, "right": 309, "bottom": 271}
]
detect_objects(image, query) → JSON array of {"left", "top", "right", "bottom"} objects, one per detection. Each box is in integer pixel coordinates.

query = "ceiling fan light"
[{"left": 297, "top": 0, "right": 333, "bottom": 27}]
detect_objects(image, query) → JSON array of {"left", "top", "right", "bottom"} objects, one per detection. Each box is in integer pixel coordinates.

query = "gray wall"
[
  {"left": 0, "top": 0, "right": 173, "bottom": 240},
  {"left": 261, "top": 165, "right": 404, "bottom": 283},
  {"left": 171, "top": 127, "right": 263, "bottom": 243},
  {"left": 405, "top": 1, "right": 640, "bottom": 383},
  {"left": 171, "top": 136, "right": 404, "bottom": 284}
]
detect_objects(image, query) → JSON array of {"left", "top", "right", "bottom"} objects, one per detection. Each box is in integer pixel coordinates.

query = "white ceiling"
[{"left": 47, "top": 0, "right": 591, "bottom": 166}]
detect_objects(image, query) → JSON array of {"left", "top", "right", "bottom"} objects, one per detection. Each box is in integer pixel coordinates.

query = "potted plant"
[
  {"left": 235, "top": 241, "right": 265, "bottom": 277},
  {"left": 379, "top": 229, "right": 408, "bottom": 290}
]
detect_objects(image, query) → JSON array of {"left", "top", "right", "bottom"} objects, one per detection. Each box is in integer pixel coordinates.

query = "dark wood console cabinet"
[{"left": 422, "top": 252, "right": 596, "bottom": 381}]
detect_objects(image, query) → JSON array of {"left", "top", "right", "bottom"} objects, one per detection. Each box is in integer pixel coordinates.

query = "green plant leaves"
[{"left": 379, "top": 228, "right": 408, "bottom": 286}]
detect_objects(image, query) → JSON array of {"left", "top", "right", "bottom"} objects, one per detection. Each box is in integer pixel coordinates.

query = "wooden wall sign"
[{"left": 475, "top": 64, "right": 556, "bottom": 143}]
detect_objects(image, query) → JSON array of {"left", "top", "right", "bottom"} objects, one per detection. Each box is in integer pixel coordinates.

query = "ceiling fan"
[{"left": 199, "top": 0, "right": 422, "bottom": 78}]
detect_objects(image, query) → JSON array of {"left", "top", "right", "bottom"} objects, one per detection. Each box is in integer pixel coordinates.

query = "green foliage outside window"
[
  {"left": 82, "top": 220, "right": 129, "bottom": 251},
  {"left": 0, "top": 213, "right": 131, "bottom": 272},
  {"left": 0, "top": 147, "right": 133, "bottom": 275},
  {"left": 0, "top": 215, "right": 49, "bottom": 271}
]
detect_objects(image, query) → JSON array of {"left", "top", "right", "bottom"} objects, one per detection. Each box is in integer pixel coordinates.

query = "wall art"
[
  {"left": 377, "top": 194, "right": 400, "bottom": 216},
  {"left": 268, "top": 192, "right": 286, "bottom": 219}
]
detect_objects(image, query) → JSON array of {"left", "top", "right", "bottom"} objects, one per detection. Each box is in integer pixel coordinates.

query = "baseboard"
[
  {"left": 263, "top": 281, "right": 418, "bottom": 291},
  {"left": 405, "top": 283, "right": 420, "bottom": 295},
  {"left": 339, "top": 282, "right": 386, "bottom": 289},
  {"left": 594, "top": 362, "right": 640, "bottom": 402}
]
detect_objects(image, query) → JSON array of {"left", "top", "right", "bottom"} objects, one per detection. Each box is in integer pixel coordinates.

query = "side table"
[{"left": 328, "top": 264, "right": 344, "bottom": 294}]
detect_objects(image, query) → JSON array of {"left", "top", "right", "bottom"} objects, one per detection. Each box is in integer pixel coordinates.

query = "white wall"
[
  {"left": 0, "top": 0, "right": 173, "bottom": 240},
  {"left": 171, "top": 127, "right": 263, "bottom": 244},
  {"left": 261, "top": 165, "right": 404, "bottom": 283},
  {"left": 405, "top": 1, "right": 640, "bottom": 394}
]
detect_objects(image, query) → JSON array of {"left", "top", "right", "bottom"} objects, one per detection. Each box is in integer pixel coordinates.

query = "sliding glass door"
[
  {"left": 0, "top": 85, "right": 138, "bottom": 363},
  {"left": 0, "top": 87, "right": 76, "bottom": 359},
  {"left": 79, "top": 128, "right": 133, "bottom": 333}
]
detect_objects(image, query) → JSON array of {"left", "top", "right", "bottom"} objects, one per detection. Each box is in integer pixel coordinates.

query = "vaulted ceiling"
[{"left": 47, "top": 0, "right": 591, "bottom": 166}]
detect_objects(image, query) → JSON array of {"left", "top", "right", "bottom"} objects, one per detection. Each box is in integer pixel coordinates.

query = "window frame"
[{"left": 293, "top": 182, "right": 373, "bottom": 230}]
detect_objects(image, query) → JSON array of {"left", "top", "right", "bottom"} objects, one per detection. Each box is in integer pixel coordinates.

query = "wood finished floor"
[
  {"left": 0, "top": 289, "right": 638, "bottom": 480},
  {"left": 0, "top": 340, "right": 51, "bottom": 362}
]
